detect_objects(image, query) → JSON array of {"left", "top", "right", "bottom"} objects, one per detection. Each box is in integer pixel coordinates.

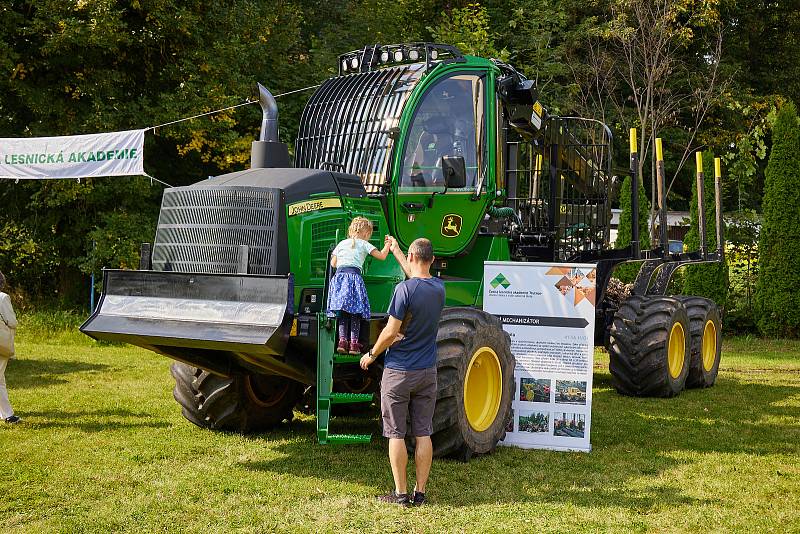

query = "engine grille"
[{"left": 152, "top": 186, "right": 281, "bottom": 274}]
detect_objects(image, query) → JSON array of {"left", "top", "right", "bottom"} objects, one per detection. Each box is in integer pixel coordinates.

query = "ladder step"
[
  {"left": 326, "top": 433, "right": 372, "bottom": 444},
  {"left": 333, "top": 353, "right": 362, "bottom": 364},
  {"left": 329, "top": 392, "right": 374, "bottom": 404}
]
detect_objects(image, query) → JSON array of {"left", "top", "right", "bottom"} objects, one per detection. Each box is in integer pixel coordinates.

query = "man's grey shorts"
[{"left": 380, "top": 367, "right": 437, "bottom": 439}]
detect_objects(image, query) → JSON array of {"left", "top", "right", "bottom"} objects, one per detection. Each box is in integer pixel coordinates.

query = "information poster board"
[{"left": 484, "top": 261, "right": 595, "bottom": 452}]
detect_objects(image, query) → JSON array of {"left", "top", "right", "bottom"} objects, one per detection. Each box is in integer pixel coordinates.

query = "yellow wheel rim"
[
  {"left": 702, "top": 320, "right": 717, "bottom": 372},
  {"left": 667, "top": 322, "right": 686, "bottom": 379},
  {"left": 463, "top": 347, "right": 503, "bottom": 432}
]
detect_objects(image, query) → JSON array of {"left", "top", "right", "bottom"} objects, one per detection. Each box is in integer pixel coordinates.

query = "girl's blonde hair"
[{"left": 348, "top": 216, "right": 373, "bottom": 247}]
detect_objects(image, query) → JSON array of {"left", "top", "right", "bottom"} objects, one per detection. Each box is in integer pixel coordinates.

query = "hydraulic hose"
[{"left": 487, "top": 205, "right": 521, "bottom": 224}]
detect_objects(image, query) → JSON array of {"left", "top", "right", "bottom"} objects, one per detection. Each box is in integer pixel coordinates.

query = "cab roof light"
[{"left": 337, "top": 42, "right": 464, "bottom": 76}]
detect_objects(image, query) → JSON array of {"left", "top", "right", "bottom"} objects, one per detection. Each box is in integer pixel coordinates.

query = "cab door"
[{"left": 389, "top": 70, "right": 493, "bottom": 256}]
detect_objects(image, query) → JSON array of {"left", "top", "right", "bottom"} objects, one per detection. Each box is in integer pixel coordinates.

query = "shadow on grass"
[
  {"left": 591, "top": 375, "right": 800, "bottom": 456},
  {"left": 19, "top": 408, "right": 170, "bottom": 432},
  {"left": 5, "top": 358, "right": 110, "bottom": 389},
  {"left": 241, "top": 373, "right": 798, "bottom": 509}
]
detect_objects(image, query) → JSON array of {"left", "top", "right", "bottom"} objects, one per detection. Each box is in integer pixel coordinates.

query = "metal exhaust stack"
[{"left": 251, "top": 83, "right": 290, "bottom": 168}]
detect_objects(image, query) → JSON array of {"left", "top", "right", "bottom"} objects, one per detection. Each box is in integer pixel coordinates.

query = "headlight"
[
  {"left": 408, "top": 49, "right": 420, "bottom": 61},
  {"left": 393, "top": 50, "right": 404, "bottom": 62},
  {"left": 350, "top": 57, "right": 359, "bottom": 70},
  {"left": 430, "top": 49, "right": 439, "bottom": 60},
  {"left": 380, "top": 50, "right": 390, "bottom": 63},
  {"left": 341, "top": 60, "right": 348, "bottom": 72}
]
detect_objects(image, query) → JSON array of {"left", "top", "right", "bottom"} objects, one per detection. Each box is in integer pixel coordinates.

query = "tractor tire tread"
[
  {"left": 608, "top": 296, "right": 690, "bottom": 397},
  {"left": 423, "top": 307, "right": 515, "bottom": 460},
  {"left": 170, "top": 362, "right": 302, "bottom": 433}
]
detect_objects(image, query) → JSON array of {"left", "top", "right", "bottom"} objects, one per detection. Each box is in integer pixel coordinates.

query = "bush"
[
  {"left": 614, "top": 174, "right": 651, "bottom": 282},
  {"left": 15, "top": 308, "right": 91, "bottom": 346},
  {"left": 754, "top": 102, "right": 800, "bottom": 337},
  {"left": 682, "top": 150, "right": 729, "bottom": 306},
  {"left": 725, "top": 211, "right": 760, "bottom": 333}
]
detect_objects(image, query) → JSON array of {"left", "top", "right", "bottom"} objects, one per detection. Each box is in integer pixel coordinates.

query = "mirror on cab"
[{"left": 442, "top": 156, "right": 467, "bottom": 188}]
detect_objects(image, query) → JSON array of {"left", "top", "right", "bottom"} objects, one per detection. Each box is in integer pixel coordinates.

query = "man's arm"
[
  {"left": 389, "top": 238, "right": 412, "bottom": 278},
  {"left": 360, "top": 316, "right": 402, "bottom": 370}
]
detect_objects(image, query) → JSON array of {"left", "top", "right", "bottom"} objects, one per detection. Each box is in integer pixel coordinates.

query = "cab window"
[{"left": 400, "top": 73, "right": 486, "bottom": 191}]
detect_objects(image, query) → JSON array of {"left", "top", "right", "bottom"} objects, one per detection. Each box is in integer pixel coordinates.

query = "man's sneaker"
[
  {"left": 4, "top": 415, "right": 20, "bottom": 424},
  {"left": 336, "top": 338, "right": 349, "bottom": 354},
  {"left": 349, "top": 341, "right": 363, "bottom": 355},
  {"left": 412, "top": 491, "right": 426, "bottom": 506},
  {"left": 376, "top": 491, "right": 410, "bottom": 507}
]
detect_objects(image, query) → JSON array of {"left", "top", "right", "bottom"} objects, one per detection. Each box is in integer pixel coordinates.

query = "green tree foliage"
[
  {"left": 682, "top": 150, "right": 729, "bottom": 306},
  {"left": 614, "top": 174, "right": 651, "bottom": 282},
  {"left": 725, "top": 210, "right": 760, "bottom": 333},
  {"left": 754, "top": 102, "right": 800, "bottom": 337},
  {"left": 0, "top": 0, "right": 797, "bottom": 319},
  {"left": 0, "top": 0, "right": 304, "bottom": 303},
  {"left": 429, "top": 3, "right": 505, "bottom": 58}
]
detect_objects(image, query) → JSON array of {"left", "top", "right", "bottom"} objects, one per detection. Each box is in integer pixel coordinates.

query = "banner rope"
[
  {"left": 144, "top": 84, "right": 321, "bottom": 132},
  {"left": 0, "top": 84, "right": 321, "bottom": 187},
  {"left": 142, "top": 173, "right": 173, "bottom": 188}
]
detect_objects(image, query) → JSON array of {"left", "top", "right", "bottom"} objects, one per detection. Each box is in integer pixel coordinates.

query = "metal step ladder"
[{"left": 316, "top": 313, "right": 373, "bottom": 444}]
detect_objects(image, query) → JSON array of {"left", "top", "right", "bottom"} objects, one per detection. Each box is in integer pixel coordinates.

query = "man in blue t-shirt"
[{"left": 360, "top": 237, "right": 445, "bottom": 507}]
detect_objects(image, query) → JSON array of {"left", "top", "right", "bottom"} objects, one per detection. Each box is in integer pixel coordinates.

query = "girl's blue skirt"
[{"left": 326, "top": 266, "right": 371, "bottom": 318}]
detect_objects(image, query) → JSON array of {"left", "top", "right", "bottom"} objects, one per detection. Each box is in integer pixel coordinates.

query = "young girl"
[{"left": 327, "top": 217, "right": 392, "bottom": 354}]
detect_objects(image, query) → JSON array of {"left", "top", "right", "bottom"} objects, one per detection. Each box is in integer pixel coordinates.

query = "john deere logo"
[
  {"left": 491, "top": 273, "right": 511, "bottom": 289},
  {"left": 441, "top": 214, "right": 462, "bottom": 237}
]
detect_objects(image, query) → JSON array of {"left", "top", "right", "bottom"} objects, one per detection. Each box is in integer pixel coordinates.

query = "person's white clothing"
[
  {"left": 332, "top": 238, "right": 376, "bottom": 269},
  {"left": 0, "top": 358, "right": 13, "bottom": 418},
  {"left": 0, "top": 292, "right": 17, "bottom": 419}
]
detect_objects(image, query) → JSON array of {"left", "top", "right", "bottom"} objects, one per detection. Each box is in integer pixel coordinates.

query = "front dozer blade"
[{"left": 81, "top": 269, "right": 298, "bottom": 378}]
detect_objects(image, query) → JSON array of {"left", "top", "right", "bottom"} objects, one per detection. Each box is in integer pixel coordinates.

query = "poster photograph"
[
  {"left": 519, "top": 377, "right": 551, "bottom": 403},
  {"left": 484, "top": 261, "right": 595, "bottom": 452}
]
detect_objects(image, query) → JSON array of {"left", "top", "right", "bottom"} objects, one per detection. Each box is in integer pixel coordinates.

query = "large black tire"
[
  {"left": 676, "top": 296, "right": 722, "bottom": 388},
  {"left": 428, "top": 308, "right": 515, "bottom": 460},
  {"left": 170, "top": 362, "right": 303, "bottom": 432},
  {"left": 608, "top": 295, "right": 690, "bottom": 397}
]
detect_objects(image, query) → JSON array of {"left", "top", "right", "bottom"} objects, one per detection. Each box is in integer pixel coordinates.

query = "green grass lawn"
[{"left": 1, "top": 327, "right": 799, "bottom": 532}]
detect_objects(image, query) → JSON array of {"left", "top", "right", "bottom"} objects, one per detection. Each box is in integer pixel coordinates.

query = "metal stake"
[
  {"left": 696, "top": 152, "right": 707, "bottom": 259},
  {"left": 655, "top": 138, "right": 668, "bottom": 256},
  {"left": 630, "top": 128, "right": 640, "bottom": 259}
]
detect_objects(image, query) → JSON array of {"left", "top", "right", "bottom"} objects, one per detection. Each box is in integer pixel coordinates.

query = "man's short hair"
[
  {"left": 409, "top": 238, "right": 434, "bottom": 263},
  {"left": 0, "top": 271, "right": 5, "bottom": 290}
]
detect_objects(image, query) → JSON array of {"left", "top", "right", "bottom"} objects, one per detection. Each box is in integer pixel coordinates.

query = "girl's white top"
[{"left": 332, "top": 238, "right": 376, "bottom": 269}]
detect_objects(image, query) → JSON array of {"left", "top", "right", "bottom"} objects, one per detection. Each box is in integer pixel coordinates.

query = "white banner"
[
  {"left": 484, "top": 261, "right": 595, "bottom": 452},
  {"left": 0, "top": 129, "right": 145, "bottom": 180}
]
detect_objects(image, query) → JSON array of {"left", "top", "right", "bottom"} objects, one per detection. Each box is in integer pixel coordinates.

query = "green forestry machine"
[{"left": 82, "top": 43, "right": 724, "bottom": 459}]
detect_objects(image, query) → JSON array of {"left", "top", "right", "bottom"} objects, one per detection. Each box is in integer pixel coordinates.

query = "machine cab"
[
  {"left": 389, "top": 69, "right": 493, "bottom": 255},
  {"left": 294, "top": 44, "right": 498, "bottom": 259}
]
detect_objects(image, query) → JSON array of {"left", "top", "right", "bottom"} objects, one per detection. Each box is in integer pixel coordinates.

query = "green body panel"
[
  {"left": 440, "top": 235, "right": 511, "bottom": 307},
  {"left": 285, "top": 195, "right": 404, "bottom": 314}
]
